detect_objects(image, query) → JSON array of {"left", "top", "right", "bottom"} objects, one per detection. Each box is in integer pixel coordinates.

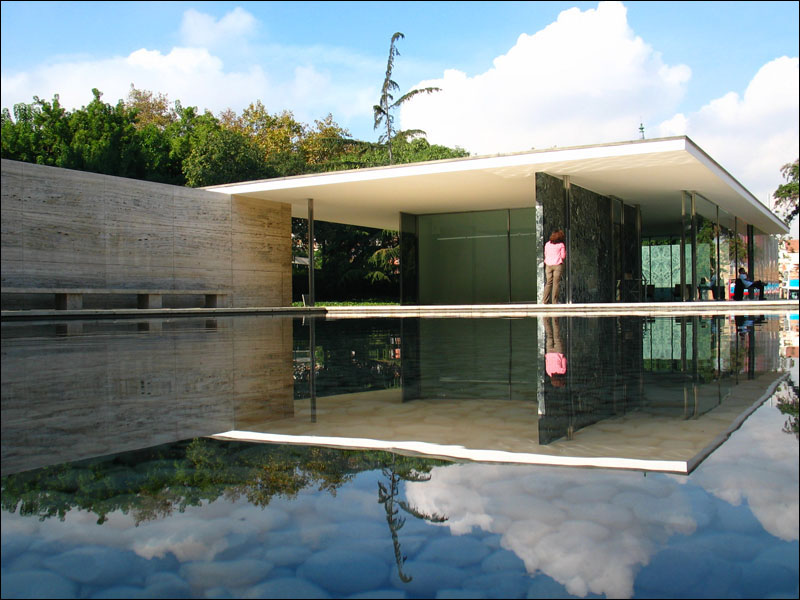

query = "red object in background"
[{"left": 729, "top": 281, "right": 750, "bottom": 299}]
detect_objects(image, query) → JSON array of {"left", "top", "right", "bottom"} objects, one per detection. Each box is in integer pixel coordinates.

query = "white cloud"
[
  {"left": 405, "top": 464, "right": 693, "bottom": 599},
  {"left": 400, "top": 1, "right": 691, "bottom": 154},
  {"left": 0, "top": 45, "right": 269, "bottom": 116},
  {"left": 0, "top": 7, "right": 376, "bottom": 131},
  {"left": 655, "top": 56, "right": 800, "bottom": 209},
  {"left": 179, "top": 7, "right": 258, "bottom": 48},
  {"left": 687, "top": 386, "right": 799, "bottom": 542}
]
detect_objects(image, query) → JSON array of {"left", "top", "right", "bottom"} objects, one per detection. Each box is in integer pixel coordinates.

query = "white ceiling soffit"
[{"left": 204, "top": 136, "right": 788, "bottom": 235}]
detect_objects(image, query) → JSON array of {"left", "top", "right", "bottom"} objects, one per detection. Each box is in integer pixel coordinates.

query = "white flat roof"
[{"left": 205, "top": 136, "right": 788, "bottom": 235}]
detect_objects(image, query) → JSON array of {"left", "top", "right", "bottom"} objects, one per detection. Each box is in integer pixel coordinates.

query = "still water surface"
[{"left": 1, "top": 313, "right": 798, "bottom": 598}]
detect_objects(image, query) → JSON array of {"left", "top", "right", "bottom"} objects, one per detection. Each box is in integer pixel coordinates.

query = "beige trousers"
[{"left": 542, "top": 263, "right": 564, "bottom": 304}]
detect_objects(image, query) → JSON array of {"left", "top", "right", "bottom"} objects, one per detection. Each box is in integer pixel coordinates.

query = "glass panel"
[
  {"left": 680, "top": 191, "right": 692, "bottom": 300},
  {"left": 694, "top": 194, "right": 717, "bottom": 300},
  {"left": 718, "top": 206, "right": 736, "bottom": 299},
  {"left": 400, "top": 213, "right": 418, "bottom": 305},
  {"left": 641, "top": 242, "right": 650, "bottom": 291},
  {"left": 509, "top": 208, "right": 537, "bottom": 302},
  {"left": 642, "top": 237, "right": 684, "bottom": 301},
  {"left": 417, "top": 318, "right": 516, "bottom": 400},
  {"left": 418, "top": 211, "right": 510, "bottom": 304},
  {"left": 736, "top": 219, "right": 749, "bottom": 273},
  {"left": 623, "top": 205, "right": 639, "bottom": 281},
  {"left": 753, "top": 227, "right": 779, "bottom": 298}
]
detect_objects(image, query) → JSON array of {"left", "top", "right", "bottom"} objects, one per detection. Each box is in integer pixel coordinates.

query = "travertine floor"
[{"left": 222, "top": 372, "right": 786, "bottom": 473}]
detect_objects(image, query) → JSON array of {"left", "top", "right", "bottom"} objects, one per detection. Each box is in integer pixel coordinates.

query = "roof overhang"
[{"left": 204, "top": 136, "right": 789, "bottom": 235}]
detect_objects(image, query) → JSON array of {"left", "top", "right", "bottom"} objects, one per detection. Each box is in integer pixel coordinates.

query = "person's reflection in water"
[
  {"left": 544, "top": 316, "right": 567, "bottom": 387},
  {"left": 735, "top": 314, "right": 766, "bottom": 334}
]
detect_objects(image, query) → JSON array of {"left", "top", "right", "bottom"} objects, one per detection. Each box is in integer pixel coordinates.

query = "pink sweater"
[
  {"left": 544, "top": 241, "right": 565, "bottom": 266},
  {"left": 545, "top": 352, "right": 567, "bottom": 376}
]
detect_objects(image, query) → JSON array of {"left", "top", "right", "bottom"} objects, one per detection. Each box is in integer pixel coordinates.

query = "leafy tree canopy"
[{"left": 773, "top": 158, "right": 799, "bottom": 226}]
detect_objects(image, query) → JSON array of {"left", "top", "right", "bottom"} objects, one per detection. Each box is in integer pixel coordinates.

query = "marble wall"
[
  {"left": 536, "top": 172, "right": 567, "bottom": 303},
  {"left": 536, "top": 172, "right": 636, "bottom": 303},
  {"left": 540, "top": 316, "right": 643, "bottom": 444},
  {"left": 570, "top": 183, "right": 614, "bottom": 303},
  {"left": 1, "top": 159, "right": 292, "bottom": 308}
]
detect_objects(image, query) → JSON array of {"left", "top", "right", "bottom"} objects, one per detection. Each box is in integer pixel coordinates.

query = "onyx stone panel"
[
  {"left": 623, "top": 204, "right": 640, "bottom": 280},
  {"left": 536, "top": 172, "right": 567, "bottom": 242},
  {"left": 540, "top": 316, "right": 644, "bottom": 444},
  {"left": 570, "top": 183, "right": 614, "bottom": 303},
  {"left": 536, "top": 172, "right": 568, "bottom": 303},
  {"left": 536, "top": 172, "right": 617, "bottom": 303}
]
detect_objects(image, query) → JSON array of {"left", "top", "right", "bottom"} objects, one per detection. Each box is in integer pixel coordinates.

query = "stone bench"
[{"left": 1, "top": 288, "right": 231, "bottom": 310}]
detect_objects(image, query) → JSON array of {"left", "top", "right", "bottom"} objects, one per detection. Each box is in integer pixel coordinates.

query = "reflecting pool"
[{"left": 1, "top": 313, "right": 798, "bottom": 599}]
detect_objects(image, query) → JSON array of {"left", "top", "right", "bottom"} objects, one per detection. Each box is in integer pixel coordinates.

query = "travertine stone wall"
[{"left": 1, "top": 159, "right": 291, "bottom": 308}]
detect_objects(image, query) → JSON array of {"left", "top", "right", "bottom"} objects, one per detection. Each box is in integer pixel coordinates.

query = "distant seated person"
[
  {"left": 698, "top": 277, "right": 710, "bottom": 299},
  {"left": 737, "top": 268, "right": 765, "bottom": 300}
]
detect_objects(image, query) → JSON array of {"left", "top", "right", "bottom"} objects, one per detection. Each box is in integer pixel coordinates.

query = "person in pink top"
[
  {"left": 544, "top": 316, "right": 567, "bottom": 387},
  {"left": 542, "top": 230, "right": 566, "bottom": 304}
]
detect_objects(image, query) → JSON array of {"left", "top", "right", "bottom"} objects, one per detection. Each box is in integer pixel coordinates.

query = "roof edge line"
[
  {"left": 202, "top": 136, "right": 691, "bottom": 193},
  {"left": 683, "top": 136, "right": 789, "bottom": 234}
]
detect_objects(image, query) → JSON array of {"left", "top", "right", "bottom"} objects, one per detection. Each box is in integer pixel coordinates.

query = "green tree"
[
  {"left": 322, "top": 131, "right": 468, "bottom": 173},
  {"left": 1, "top": 94, "right": 73, "bottom": 167},
  {"left": 773, "top": 158, "right": 799, "bottom": 225},
  {"left": 301, "top": 114, "right": 359, "bottom": 172},
  {"left": 66, "top": 89, "right": 144, "bottom": 178},
  {"left": 1, "top": 89, "right": 184, "bottom": 184},
  {"left": 163, "top": 102, "right": 203, "bottom": 176},
  {"left": 225, "top": 101, "right": 308, "bottom": 177},
  {"left": 373, "top": 32, "right": 441, "bottom": 164},
  {"left": 182, "top": 117, "right": 271, "bottom": 187}
]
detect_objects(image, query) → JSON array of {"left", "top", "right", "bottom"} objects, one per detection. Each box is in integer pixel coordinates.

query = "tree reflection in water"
[
  {"left": 377, "top": 454, "right": 447, "bottom": 582},
  {"left": 775, "top": 381, "right": 799, "bottom": 438},
  {"left": 1, "top": 438, "right": 450, "bottom": 574}
]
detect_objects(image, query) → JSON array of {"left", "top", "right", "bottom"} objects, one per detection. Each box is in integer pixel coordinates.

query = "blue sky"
[{"left": 1, "top": 1, "right": 798, "bottom": 217}]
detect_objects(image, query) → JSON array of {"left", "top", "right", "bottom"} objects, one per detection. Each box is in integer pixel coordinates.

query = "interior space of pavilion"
[{"left": 206, "top": 136, "right": 788, "bottom": 305}]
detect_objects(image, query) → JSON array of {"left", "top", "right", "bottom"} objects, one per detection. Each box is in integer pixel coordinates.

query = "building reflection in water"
[
  {"left": 1, "top": 317, "right": 294, "bottom": 475},
  {"left": 0, "top": 313, "right": 785, "bottom": 476},
  {"left": 288, "top": 314, "right": 784, "bottom": 472}
]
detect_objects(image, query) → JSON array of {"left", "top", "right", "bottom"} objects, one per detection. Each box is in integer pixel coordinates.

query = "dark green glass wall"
[
  {"left": 408, "top": 208, "right": 537, "bottom": 305},
  {"left": 401, "top": 317, "right": 538, "bottom": 403}
]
